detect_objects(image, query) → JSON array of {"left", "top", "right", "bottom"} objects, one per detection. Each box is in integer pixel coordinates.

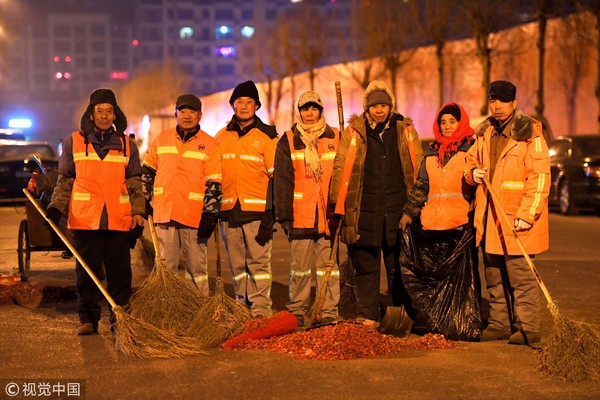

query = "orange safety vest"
[
  {"left": 146, "top": 128, "right": 220, "bottom": 227},
  {"left": 68, "top": 132, "right": 132, "bottom": 231},
  {"left": 420, "top": 154, "right": 472, "bottom": 230},
  {"left": 286, "top": 129, "right": 339, "bottom": 234},
  {"left": 215, "top": 126, "right": 278, "bottom": 212}
]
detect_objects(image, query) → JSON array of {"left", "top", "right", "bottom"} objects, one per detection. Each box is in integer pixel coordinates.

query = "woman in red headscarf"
[{"left": 399, "top": 102, "right": 482, "bottom": 341}]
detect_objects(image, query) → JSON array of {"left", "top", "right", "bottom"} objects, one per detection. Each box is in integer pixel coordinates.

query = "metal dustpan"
[{"left": 377, "top": 305, "right": 413, "bottom": 338}]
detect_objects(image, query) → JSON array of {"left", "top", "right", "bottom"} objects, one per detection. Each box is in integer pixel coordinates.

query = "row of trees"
[{"left": 237, "top": 0, "right": 600, "bottom": 138}]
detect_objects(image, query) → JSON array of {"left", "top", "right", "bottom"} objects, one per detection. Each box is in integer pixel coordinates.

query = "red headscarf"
[{"left": 432, "top": 102, "right": 474, "bottom": 166}]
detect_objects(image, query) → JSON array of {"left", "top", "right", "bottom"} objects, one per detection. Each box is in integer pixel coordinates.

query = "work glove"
[
  {"left": 255, "top": 211, "right": 274, "bottom": 246},
  {"left": 144, "top": 199, "right": 153, "bottom": 219},
  {"left": 45, "top": 207, "right": 62, "bottom": 227},
  {"left": 128, "top": 224, "right": 144, "bottom": 249},
  {"left": 197, "top": 213, "right": 218, "bottom": 242},
  {"left": 326, "top": 204, "right": 340, "bottom": 237},
  {"left": 473, "top": 168, "right": 487, "bottom": 184},
  {"left": 399, "top": 214, "right": 413, "bottom": 231},
  {"left": 514, "top": 218, "right": 532, "bottom": 232},
  {"left": 279, "top": 221, "right": 292, "bottom": 240}
]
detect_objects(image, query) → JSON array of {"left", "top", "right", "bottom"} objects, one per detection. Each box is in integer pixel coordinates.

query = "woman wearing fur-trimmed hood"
[{"left": 329, "top": 80, "right": 424, "bottom": 323}]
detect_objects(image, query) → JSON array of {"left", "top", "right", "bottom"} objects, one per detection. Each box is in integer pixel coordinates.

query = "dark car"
[
  {"left": 0, "top": 140, "right": 59, "bottom": 202},
  {"left": 548, "top": 134, "right": 600, "bottom": 215}
]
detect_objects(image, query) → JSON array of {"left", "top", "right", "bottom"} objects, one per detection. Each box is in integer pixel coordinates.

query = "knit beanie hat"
[
  {"left": 437, "top": 104, "right": 461, "bottom": 126},
  {"left": 297, "top": 90, "right": 324, "bottom": 111},
  {"left": 229, "top": 80, "right": 261, "bottom": 109},
  {"left": 366, "top": 90, "right": 392, "bottom": 109}
]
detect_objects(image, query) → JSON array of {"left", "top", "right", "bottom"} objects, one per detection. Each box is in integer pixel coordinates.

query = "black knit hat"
[
  {"left": 89, "top": 88, "right": 117, "bottom": 106},
  {"left": 489, "top": 80, "right": 517, "bottom": 102},
  {"left": 437, "top": 104, "right": 461, "bottom": 126},
  {"left": 229, "top": 80, "right": 261, "bottom": 109}
]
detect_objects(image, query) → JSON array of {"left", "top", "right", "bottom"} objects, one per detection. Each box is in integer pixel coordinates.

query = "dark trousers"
[
  {"left": 349, "top": 236, "right": 414, "bottom": 321},
  {"left": 72, "top": 229, "right": 132, "bottom": 326}
]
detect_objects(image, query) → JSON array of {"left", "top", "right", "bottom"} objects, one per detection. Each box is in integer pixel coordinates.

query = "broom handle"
[
  {"left": 22, "top": 188, "right": 118, "bottom": 309},
  {"left": 214, "top": 222, "right": 221, "bottom": 280},
  {"left": 314, "top": 219, "right": 343, "bottom": 306},
  {"left": 482, "top": 178, "right": 554, "bottom": 305},
  {"left": 335, "top": 81, "right": 344, "bottom": 131},
  {"left": 148, "top": 215, "right": 160, "bottom": 256}
]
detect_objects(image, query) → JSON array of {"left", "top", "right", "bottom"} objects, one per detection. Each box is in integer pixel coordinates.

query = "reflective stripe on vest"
[
  {"left": 68, "top": 132, "right": 132, "bottom": 231},
  {"left": 287, "top": 130, "right": 338, "bottom": 233},
  {"left": 150, "top": 128, "right": 217, "bottom": 227},
  {"left": 420, "top": 154, "right": 471, "bottom": 231}
]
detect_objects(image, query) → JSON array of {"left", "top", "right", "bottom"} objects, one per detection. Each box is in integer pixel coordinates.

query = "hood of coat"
[
  {"left": 362, "top": 80, "right": 396, "bottom": 112},
  {"left": 475, "top": 108, "right": 534, "bottom": 141}
]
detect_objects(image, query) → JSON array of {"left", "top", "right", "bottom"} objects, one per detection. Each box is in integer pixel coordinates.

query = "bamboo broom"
[
  {"left": 186, "top": 223, "right": 251, "bottom": 347},
  {"left": 126, "top": 215, "right": 206, "bottom": 335},
  {"left": 23, "top": 189, "right": 207, "bottom": 358},
  {"left": 482, "top": 179, "right": 599, "bottom": 382}
]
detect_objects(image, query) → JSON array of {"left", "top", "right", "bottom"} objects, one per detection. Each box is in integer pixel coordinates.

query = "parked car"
[
  {"left": 548, "top": 134, "right": 600, "bottom": 215},
  {"left": 0, "top": 140, "right": 59, "bottom": 202}
]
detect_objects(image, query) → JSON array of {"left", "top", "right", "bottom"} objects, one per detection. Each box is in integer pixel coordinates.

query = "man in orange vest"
[
  {"left": 47, "top": 88, "right": 145, "bottom": 335},
  {"left": 142, "top": 94, "right": 221, "bottom": 296},
  {"left": 215, "top": 81, "right": 278, "bottom": 318},
  {"left": 274, "top": 90, "right": 340, "bottom": 328},
  {"left": 465, "top": 80, "right": 550, "bottom": 345}
]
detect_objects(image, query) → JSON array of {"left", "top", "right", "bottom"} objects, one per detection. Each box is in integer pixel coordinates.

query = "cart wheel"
[{"left": 17, "top": 219, "right": 31, "bottom": 282}]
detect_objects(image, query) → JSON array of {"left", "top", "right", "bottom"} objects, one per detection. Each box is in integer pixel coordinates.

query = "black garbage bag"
[{"left": 400, "top": 225, "right": 482, "bottom": 341}]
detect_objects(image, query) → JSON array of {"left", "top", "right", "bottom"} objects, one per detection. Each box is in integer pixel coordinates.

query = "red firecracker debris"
[{"left": 226, "top": 321, "right": 458, "bottom": 360}]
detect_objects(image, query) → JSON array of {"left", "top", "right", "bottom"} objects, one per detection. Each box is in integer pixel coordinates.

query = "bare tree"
[
  {"left": 460, "top": 1, "right": 513, "bottom": 116},
  {"left": 409, "top": 0, "right": 457, "bottom": 108},
  {"left": 289, "top": 1, "right": 328, "bottom": 91},
  {"left": 238, "top": 25, "right": 289, "bottom": 125},
  {"left": 577, "top": 0, "right": 600, "bottom": 133},
  {"left": 118, "top": 59, "right": 191, "bottom": 121},
  {"left": 376, "top": 1, "right": 417, "bottom": 104},
  {"left": 341, "top": 1, "right": 385, "bottom": 91},
  {"left": 550, "top": 11, "right": 596, "bottom": 135}
]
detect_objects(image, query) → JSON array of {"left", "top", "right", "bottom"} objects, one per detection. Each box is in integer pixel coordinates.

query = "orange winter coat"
[
  {"left": 286, "top": 129, "right": 339, "bottom": 235},
  {"left": 68, "top": 132, "right": 132, "bottom": 231},
  {"left": 421, "top": 154, "right": 472, "bottom": 230},
  {"left": 464, "top": 110, "right": 550, "bottom": 255},
  {"left": 215, "top": 122, "right": 278, "bottom": 212},
  {"left": 143, "top": 128, "right": 221, "bottom": 227}
]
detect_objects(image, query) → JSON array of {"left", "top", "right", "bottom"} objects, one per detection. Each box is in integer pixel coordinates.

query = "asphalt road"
[{"left": 0, "top": 204, "right": 599, "bottom": 399}]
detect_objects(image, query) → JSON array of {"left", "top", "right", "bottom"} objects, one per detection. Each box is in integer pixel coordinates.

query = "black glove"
[
  {"left": 145, "top": 199, "right": 153, "bottom": 219},
  {"left": 280, "top": 221, "right": 291, "bottom": 240},
  {"left": 46, "top": 207, "right": 62, "bottom": 227},
  {"left": 197, "top": 213, "right": 218, "bottom": 241},
  {"left": 128, "top": 224, "right": 144, "bottom": 249},
  {"left": 255, "top": 211, "right": 274, "bottom": 246}
]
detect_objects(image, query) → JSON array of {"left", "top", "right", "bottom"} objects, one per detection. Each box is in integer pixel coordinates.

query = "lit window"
[
  {"left": 215, "top": 46, "right": 236, "bottom": 58},
  {"left": 180, "top": 27, "right": 194, "bottom": 39},
  {"left": 241, "top": 26, "right": 254, "bottom": 38},
  {"left": 215, "top": 25, "right": 232, "bottom": 39}
]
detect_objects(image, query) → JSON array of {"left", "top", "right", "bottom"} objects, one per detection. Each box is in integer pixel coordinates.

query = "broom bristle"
[
  {"left": 187, "top": 282, "right": 252, "bottom": 347},
  {"left": 112, "top": 306, "right": 208, "bottom": 358},
  {"left": 127, "top": 258, "right": 206, "bottom": 335},
  {"left": 537, "top": 302, "right": 600, "bottom": 382}
]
